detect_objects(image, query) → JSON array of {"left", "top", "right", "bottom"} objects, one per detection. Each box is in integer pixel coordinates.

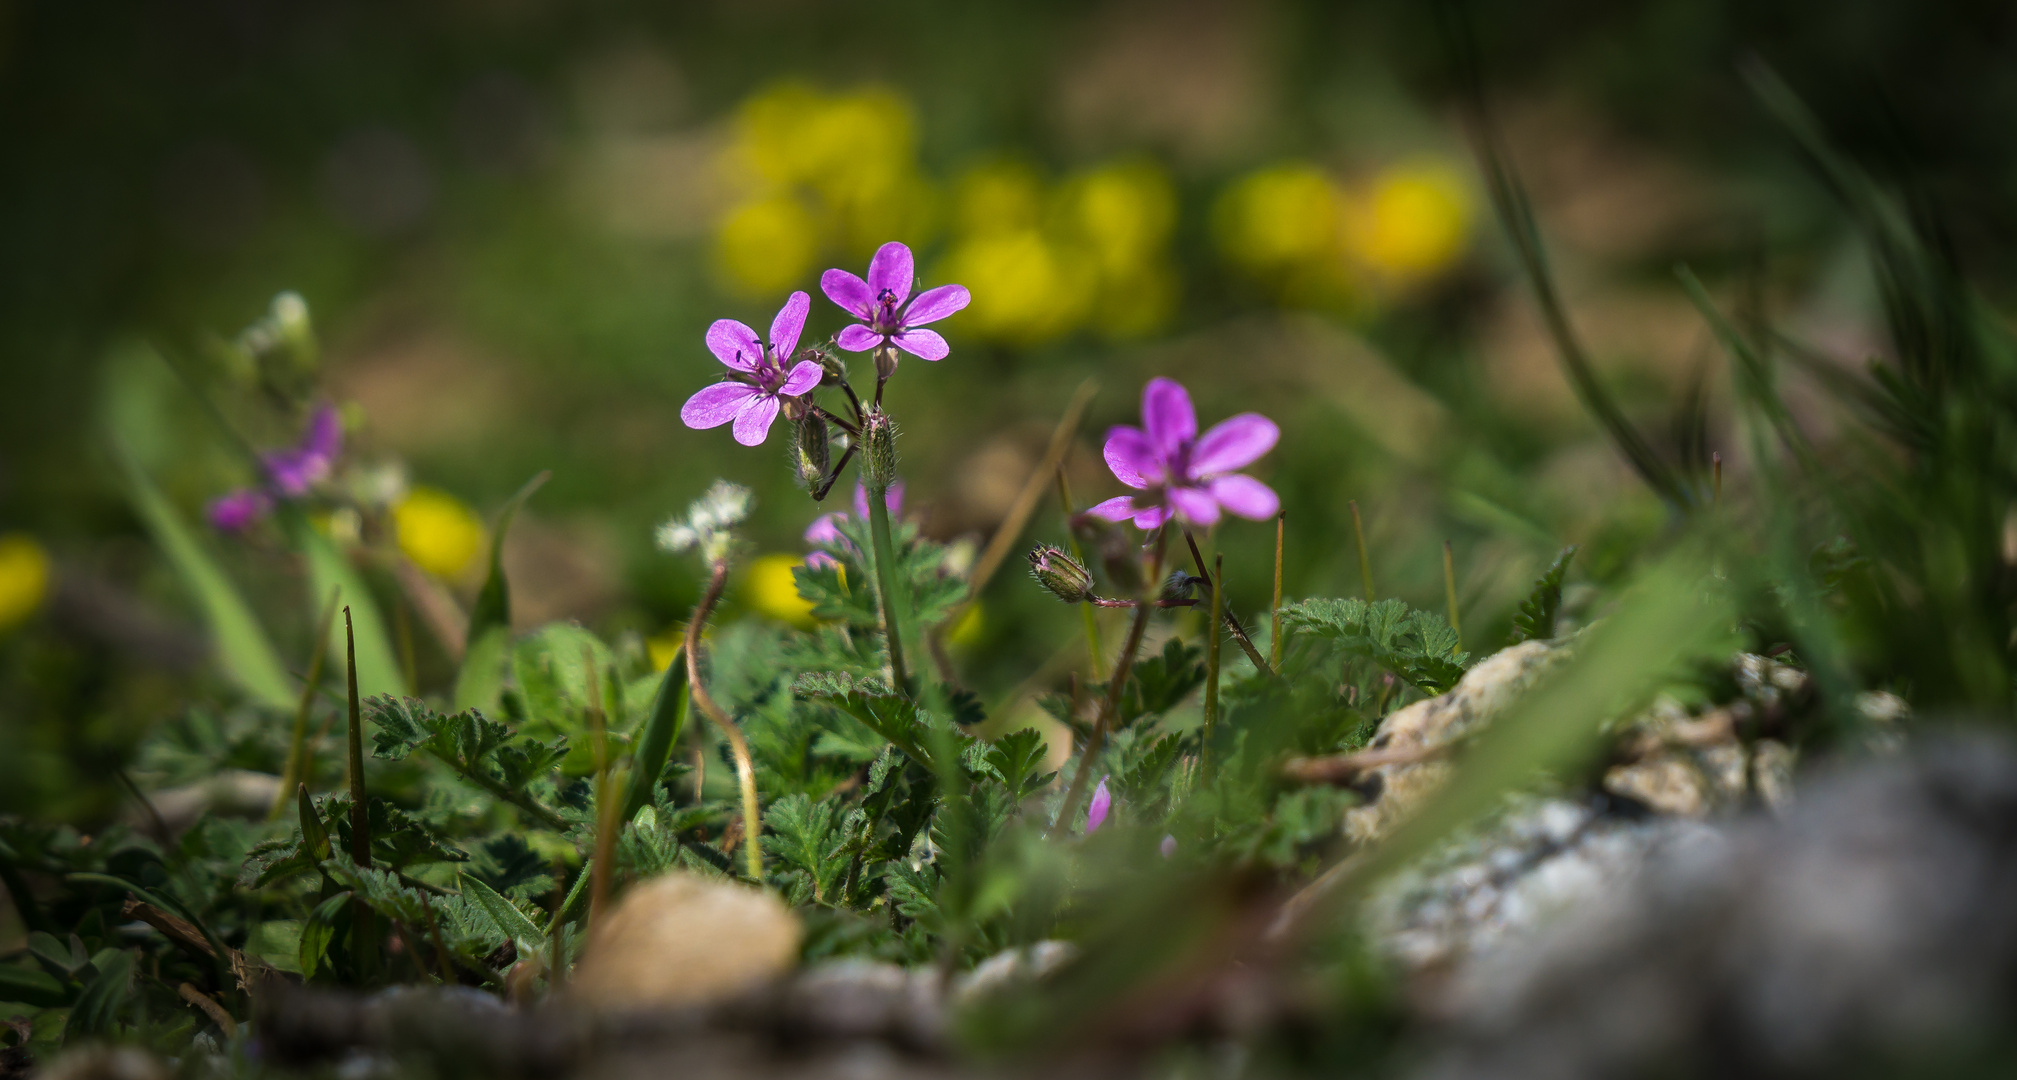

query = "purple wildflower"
[
  {"left": 804, "top": 482, "right": 903, "bottom": 569},
  {"left": 682, "top": 291, "right": 824, "bottom": 447},
  {"left": 264, "top": 404, "right": 343, "bottom": 496},
  {"left": 207, "top": 489, "right": 273, "bottom": 533},
  {"left": 1086, "top": 775, "right": 1112, "bottom": 834},
  {"left": 1085, "top": 377, "right": 1280, "bottom": 530},
  {"left": 820, "top": 242, "right": 970, "bottom": 362},
  {"left": 1159, "top": 834, "right": 1177, "bottom": 858}
]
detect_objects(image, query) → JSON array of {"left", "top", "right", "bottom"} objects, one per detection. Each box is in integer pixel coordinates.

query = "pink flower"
[
  {"left": 263, "top": 404, "right": 343, "bottom": 496},
  {"left": 681, "top": 291, "right": 824, "bottom": 447},
  {"left": 1086, "top": 775, "right": 1112, "bottom": 834},
  {"left": 207, "top": 489, "right": 273, "bottom": 533},
  {"left": 804, "top": 482, "right": 903, "bottom": 569},
  {"left": 1085, "top": 377, "right": 1280, "bottom": 530},
  {"left": 820, "top": 242, "right": 969, "bottom": 362}
]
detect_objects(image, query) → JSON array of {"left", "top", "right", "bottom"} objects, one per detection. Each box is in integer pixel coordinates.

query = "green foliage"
[
  {"left": 1278, "top": 597, "right": 1472, "bottom": 693},
  {"left": 1512, "top": 546, "right": 1577, "bottom": 644}
]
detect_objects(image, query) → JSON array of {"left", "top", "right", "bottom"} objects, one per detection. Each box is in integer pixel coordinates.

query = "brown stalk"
[{"left": 685, "top": 559, "right": 766, "bottom": 882}]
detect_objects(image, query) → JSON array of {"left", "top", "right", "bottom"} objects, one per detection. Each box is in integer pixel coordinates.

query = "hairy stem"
[
  {"left": 1350, "top": 500, "right": 1375, "bottom": 601},
  {"left": 1181, "top": 529, "right": 1275, "bottom": 677},
  {"left": 1271, "top": 512, "right": 1285, "bottom": 669},
  {"left": 685, "top": 559, "right": 765, "bottom": 882},
  {"left": 1202, "top": 553, "right": 1224, "bottom": 776},
  {"left": 1052, "top": 529, "right": 1167, "bottom": 837},
  {"left": 1443, "top": 540, "right": 1463, "bottom": 649},
  {"left": 1055, "top": 467, "right": 1106, "bottom": 680},
  {"left": 865, "top": 480, "right": 913, "bottom": 695}
]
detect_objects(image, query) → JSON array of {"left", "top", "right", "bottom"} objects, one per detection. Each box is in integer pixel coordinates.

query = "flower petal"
[
  {"left": 1102, "top": 426, "right": 1160, "bottom": 489},
  {"left": 890, "top": 327, "right": 948, "bottom": 361},
  {"left": 867, "top": 241, "right": 914, "bottom": 306},
  {"left": 1086, "top": 776, "right": 1112, "bottom": 834},
  {"left": 820, "top": 269, "right": 875, "bottom": 319},
  {"left": 706, "top": 319, "right": 763, "bottom": 371},
  {"left": 903, "top": 283, "right": 970, "bottom": 326},
  {"left": 1168, "top": 485, "right": 1222, "bottom": 527},
  {"left": 1207, "top": 474, "right": 1280, "bottom": 520},
  {"left": 769, "top": 291, "right": 810, "bottom": 363},
  {"left": 852, "top": 482, "right": 870, "bottom": 520},
  {"left": 1131, "top": 504, "right": 1172, "bottom": 530},
  {"left": 299, "top": 404, "right": 344, "bottom": 463},
  {"left": 1191, "top": 414, "right": 1279, "bottom": 477},
  {"left": 804, "top": 511, "right": 846, "bottom": 546},
  {"left": 779, "top": 359, "right": 824, "bottom": 397},
  {"left": 1083, "top": 495, "right": 1139, "bottom": 522},
  {"left": 681, "top": 382, "right": 759, "bottom": 429},
  {"left": 731, "top": 392, "right": 782, "bottom": 446},
  {"left": 1141, "top": 377, "right": 1196, "bottom": 458},
  {"left": 836, "top": 324, "right": 883, "bottom": 352},
  {"left": 207, "top": 489, "right": 271, "bottom": 532}
]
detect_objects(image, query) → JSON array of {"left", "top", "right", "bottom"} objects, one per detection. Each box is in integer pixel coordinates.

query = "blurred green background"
[{"left": 6, "top": 0, "right": 2016, "bottom": 813}]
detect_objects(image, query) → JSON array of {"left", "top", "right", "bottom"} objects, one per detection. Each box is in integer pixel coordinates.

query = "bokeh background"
[{"left": 6, "top": 0, "right": 2017, "bottom": 811}]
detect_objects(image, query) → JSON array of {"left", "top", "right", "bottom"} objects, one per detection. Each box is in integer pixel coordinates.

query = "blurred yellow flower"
[
  {"left": 1060, "top": 160, "right": 1177, "bottom": 275},
  {"left": 953, "top": 160, "right": 1046, "bottom": 238},
  {"left": 394, "top": 487, "right": 485, "bottom": 579},
  {"left": 646, "top": 626, "right": 685, "bottom": 672},
  {"left": 938, "top": 229, "right": 1092, "bottom": 345},
  {"left": 735, "top": 82, "right": 915, "bottom": 193},
  {"left": 745, "top": 553, "right": 816, "bottom": 627},
  {"left": 715, "top": 193, "right": 821, "bottom": 296},
  {"left": 1346, "top": 162, "right": 1472, "bottom": 281},
  {"left": 946, "top": 603, "right": 984, "bottom": 649},
  {"left": 1212, "top": 164, "right": 1344, "bottom": 272},
  {"left": 0, "top": 533, "right": 51, "bottom": 632}
]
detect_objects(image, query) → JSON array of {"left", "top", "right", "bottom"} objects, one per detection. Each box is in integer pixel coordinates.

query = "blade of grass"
[{"left": 270, "top": 585, "right": 340, "bottom": 819}]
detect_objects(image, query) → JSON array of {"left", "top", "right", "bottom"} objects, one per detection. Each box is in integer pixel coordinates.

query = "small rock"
[{"left": 571, "top": 873, "right": 802, "bottom": 1012}]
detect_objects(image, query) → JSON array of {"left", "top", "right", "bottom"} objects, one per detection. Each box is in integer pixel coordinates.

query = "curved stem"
[
  {"left": 811, "top": 404, "right": 859, "bottom": 437},
  {"left": 1051, "top": 529, "right": 1167, "bottom": 837},
  {"left": 685, "top": 559, "right": 765, "bottom": 882},
  {"left": 865, "top": 481, "right": 913, "bottom": 695}
]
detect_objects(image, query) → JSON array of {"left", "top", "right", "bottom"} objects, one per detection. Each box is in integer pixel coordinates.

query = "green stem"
[
  {"left": 1056, "top": 468, "right": 1106, "bottom": 681},
  {"left": 272, "top": 586, "right": 341, "bottom": 820},
  {"left": 1202, "top": 553, "right": 1224, "bottom": 777},
  {"left": 1350, "top": 500, "right": 1375, "bottom": 602},
  {"left": 1051, "top": 529, "right": 1167, "bottom": 837},
  {"left": 686, "top": 560, "right": 765, "bottom": 882},
  {"left": 865, "top": 481, "right": 913, "bottom": 695}
]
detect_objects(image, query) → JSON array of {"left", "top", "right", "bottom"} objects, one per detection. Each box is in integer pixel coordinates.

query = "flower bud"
[
  {"left": 873, "top": 344, "right": 900, "bottom": 383},
  {"left": 1027, "top": 545, "right": 1096, "bottom": 604},
  {"left": 862, "top": 410, "right": 899, "bottom": 493},
  {"left": 790, "top": 411, "right": 830, "bottom": 490},
  {"left": 813, "top": 347, "right": 846, "bottom": 384},
  {"left": 1159, "top": 572, "right": 1202, "bottom": 604}
]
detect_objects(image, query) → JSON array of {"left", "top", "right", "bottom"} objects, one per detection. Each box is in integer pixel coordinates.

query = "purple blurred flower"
[
  {"left": 821, "top": 242, "right": 969, "bottom": 362},
  {"left": 1085, "top": 377, "right": 1279, "bottom": 530},
  {"left": 207, "top": 489, "right": 273, "bottom": 533},
  {"left": 1086, "top": 775, "right": 1112, "bottom": 834},
  {"left": 263, "top": 404, "right": 343, "bottom": 496},
  {"left": 682, "top": 291, "right": 825, "bottom": 447},
  {"left": 1160, "top": 834, "right": 1177, "bottom": 858},
  {"left": 804, "top": 482, "right": 903, "bottom": 569}
]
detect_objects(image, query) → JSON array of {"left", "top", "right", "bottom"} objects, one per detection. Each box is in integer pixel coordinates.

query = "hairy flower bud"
[
  {"left": 790, "top": 411, "right": 830, "bottom": 490},
  {"left": 862, "top": 410, "right": 899, "bottom": 492},
  {"left": 813, "top": 347, "right": 846, "bottom": 384},
  {"left": 1027, "top": 545, "right": 1096, "bottom": 604}
]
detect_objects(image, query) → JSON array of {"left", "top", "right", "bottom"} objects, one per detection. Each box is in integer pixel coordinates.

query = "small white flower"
[{"left": 656, "top": 479, "right": 754, "bottom": 563}]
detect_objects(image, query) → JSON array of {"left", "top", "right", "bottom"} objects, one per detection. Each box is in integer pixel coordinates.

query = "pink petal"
[
  {"left": 1131, "top": 504, "right": 1172, "bottom": 531},
  {"left": 1084, "top": 495, "right": 1139, "bottom": 522},
  {"left": 1086, "top": 776, "right": 1112, "bottom": 833},
  {"left": 300, "top": 404, "right": 343, "bottom": 463},
  {"left": 890, "top": 328, "right": 948, "bottom": 361},
  {"left": 1102, "top": 426, "right": 1159, "bottom": 490},
  {"left": 867, "top": 241, "right": 913, "bottom": 306},
  {"left": 706, "top": 320, "right": 763, "bottom": 372},
  {"left": 769, "top": 291, "right": 810, "bottom": 363},
  {"left": 780, "top": 359, "right": 823, "bottom": 397},
  {"left": 731, "top": 393, "right": 782, "bottom": 446},
  {"left": 852, "top": 482, "right": 870, "bottom": 520},
  {"left": 903, "top": 284, "right": 969, "bottom": 326},
  {"left": 850, "top": 480, "right": 903, "bottom": 520},
  {"left": 1207, "top": 475, "right": 1279, "bottom": 520},
  {"left": 1191, "top": 414, "right": 1279, "bottom": 477},
  {"left": 820, "top": 269, "right": 875, "bottom": 319},
  {"left": 804, "top": 512, "right": 846, "bottom": 546},
  {"left": 836, "top": 325, "right": 883, "bottom": 352},
  {"left": 1141, "top": 377, "right": 1196, "bottom": 458},
  {"left": 1168, "top": 485, "right": 1222, "bottom": 526},
  {"left": 207, "top": 489, "right": 271, "bottom": 532},
  {"left": 681, "top": 382, "right": 759, "bottom": 429}
]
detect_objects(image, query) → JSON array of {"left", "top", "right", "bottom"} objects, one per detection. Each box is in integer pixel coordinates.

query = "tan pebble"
[{"left": 570, "top": 872, "right": 801, "bottom": 1011}]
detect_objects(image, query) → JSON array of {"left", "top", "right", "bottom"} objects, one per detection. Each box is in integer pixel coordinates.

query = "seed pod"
[
  {"left": 790, "top": 411, "right": 830, "bottom": 490},
  {"left": 1027, "top": 545, "right": 1096, "bottom": 604},
  {"left": 862, "top": 410, "right": 899, "bottom": 493}
]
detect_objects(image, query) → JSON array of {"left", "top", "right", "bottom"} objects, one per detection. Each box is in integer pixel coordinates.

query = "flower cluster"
[
  {"left": 656, "top": 480, "right": 755, "bottom": 565},
  {"left": 207, "top": 403, "right": 344, "bottom": 532}
]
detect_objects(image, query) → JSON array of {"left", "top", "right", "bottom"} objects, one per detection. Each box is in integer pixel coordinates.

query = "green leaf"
[
  {"left": 0, "top": 964, "right": 69, "bottom": 1008},
  {"left": 317, "top": 794, "right": 468, "bottom": 870},
  {"left": 1512, "top": 546, "right": 1577, "bottom": 644},
  {"left": 982, "top": 728, "right": 1052, "bottom": 798},
  {"left": 458, "top": 872, "right": 544, "bottom": 945},
  {"left": 454, "top": 626, "right": 510, "bottom": 715},
  {"left": 1278, "top": 597, "right": 1473, "bottom": 694},
  {"left": 1124, "top": 638, "right": 1205, "bottom": 723},
  {"left": 761, "top": 794, "right": 844, "bottom": 906},
  {"left": 112, "top": 441, "right": 293, "bottom": 710},
  {"left": 291, "top": 514, "right": 407, "bottom": 700},
  {"left": 298, "top": 891, "right": 352, "bottom": 981},
  {"left": 468, "top": 471, "right": 549, "bottom": 646},
  {"left": 63, "top": 949, "right": 134, "bottom": 1044},
  {"left": 622, "top": 654, "right": 688, "bottom": 823}
]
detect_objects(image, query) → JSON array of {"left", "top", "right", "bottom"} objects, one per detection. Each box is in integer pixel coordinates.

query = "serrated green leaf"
[
  {"left": 458, "top": 872, "right": 544, "bottom": 944},
  {"left": 1512, "top": 546, "right": 1577, "bottom": 644},
  {"left": 983, "top": 728, "right": 1050, "bottom": 798}
]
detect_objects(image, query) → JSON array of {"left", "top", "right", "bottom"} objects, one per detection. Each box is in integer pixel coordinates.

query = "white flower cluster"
[{"left": 655, "top": 479, "right": 754, "bottom": 563}]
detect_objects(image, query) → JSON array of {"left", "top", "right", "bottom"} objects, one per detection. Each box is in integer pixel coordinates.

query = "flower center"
[{"left": 872, "top": 289, "right": 903, "bottom": 333}]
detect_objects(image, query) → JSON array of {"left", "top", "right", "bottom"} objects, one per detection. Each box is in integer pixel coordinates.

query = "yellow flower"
[
  {"left": 1212, "top": 163, "right": 1344, "bottom": 272},
  {"left": 715, "top": 193, "right": 820, "bottom": 296},
  {"left": 953, "top": 160, "right": 1046, "bottom": 238},
  {"left": 937, "top": 230, "right": 1092, "bottom": 345},
  {"left": 1060, "top": 160, "right": 1177, "bottom": 275},
  {"left": 745, "top": 553, "right": 816, "bottom": 627},
  {"left": 394, "top": 488, "right": 485, "bottom": 579},
  {"left": 1346, "top": 162, "right": 1472, "bottom": 281},
  {"left": 0, "top": 533, "right": 51, "bottom": 632},
  {"left": 646, "top": 626, "right": 685, "bottom": 672}
]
